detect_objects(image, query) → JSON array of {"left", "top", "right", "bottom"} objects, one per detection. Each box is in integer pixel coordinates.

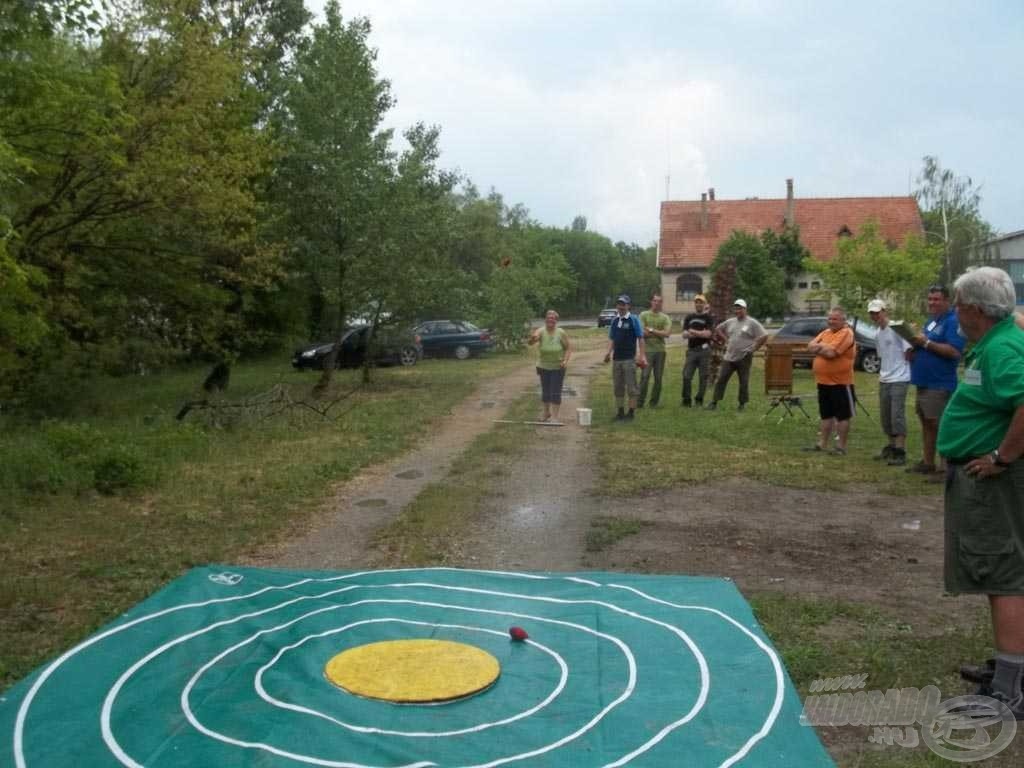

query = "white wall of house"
[
  {"left": 787, "top": 271, "right": 831, "bottom": 315},
  {"left": 660, "top": 270, "right": 709, "bottom": 317}
]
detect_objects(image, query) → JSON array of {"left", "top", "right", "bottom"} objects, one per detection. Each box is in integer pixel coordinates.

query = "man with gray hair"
[{"left": 937, "top": 267, "right": 1024, "bottom": 717}]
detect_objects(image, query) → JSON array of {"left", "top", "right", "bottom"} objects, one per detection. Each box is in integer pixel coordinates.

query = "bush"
[{"left": 91, "top": 446, "right": 153, "bottom": 495}]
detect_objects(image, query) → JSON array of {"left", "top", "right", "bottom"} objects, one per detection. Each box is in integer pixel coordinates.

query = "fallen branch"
[{"left": 175, "top": 384, "right": 360, "bottom": 423}]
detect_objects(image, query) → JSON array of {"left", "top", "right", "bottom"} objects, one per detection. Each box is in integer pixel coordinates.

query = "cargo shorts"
[
  {"left": 944, "top": 461, "right": 1024, "bottom": 594},
  {"left": 612, "top": 359, "right": 639, "bottom": 399}
]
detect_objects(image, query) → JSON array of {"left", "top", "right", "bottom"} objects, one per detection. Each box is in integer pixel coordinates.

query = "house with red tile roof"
[{"left": 658, "top": 179, "right": 924, "bottom": 317}]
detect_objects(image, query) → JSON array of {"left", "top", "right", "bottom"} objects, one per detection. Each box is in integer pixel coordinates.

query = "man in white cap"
[
  {"left": 706, "top": 299, "right": 768, "bottom": 411},
  {"left": 868, "top": 298, "right": 912, "bottom": 465}
]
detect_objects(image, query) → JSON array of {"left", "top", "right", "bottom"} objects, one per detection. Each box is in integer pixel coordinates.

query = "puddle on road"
[
  {"left": 355, "top": 498, "right": 388, "bottom": 508},
  {"left": 480, "top": 401, "right": 496, "bottom": 408},
  {"left": 395, "top": 469, "right": 424, "bottom": 480}
]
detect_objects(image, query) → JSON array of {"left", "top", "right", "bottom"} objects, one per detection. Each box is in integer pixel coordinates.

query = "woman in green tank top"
[{"left": 528, "top": 310, "right": 572, "bottom": 422}]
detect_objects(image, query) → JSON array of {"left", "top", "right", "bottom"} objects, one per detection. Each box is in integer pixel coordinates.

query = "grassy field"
[
  {"left": 0, "top": 352, "right": 526, "bottom": 689},
  {"left": 590, "top": 347, "right": 941, "bottom": 497}
]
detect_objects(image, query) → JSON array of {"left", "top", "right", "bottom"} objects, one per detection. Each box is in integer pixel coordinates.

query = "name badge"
[
  {"left": 926, "top": 321, "right": 937, "bottom": 332},
  {"left": 964, "top": 369, "right": 982, "bottom": 386}
]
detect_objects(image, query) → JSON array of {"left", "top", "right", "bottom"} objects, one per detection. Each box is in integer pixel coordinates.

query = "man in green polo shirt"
[
  {"left": 637, "top": 293, "right": 672, "bottom": 408},
  {"left": 937, "top": 267, "right": 1024, "bottom": 718}
]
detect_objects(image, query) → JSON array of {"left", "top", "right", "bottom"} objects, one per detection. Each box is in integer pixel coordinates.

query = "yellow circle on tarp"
[{"left": 324, "top": 639, "right": 501, "bottom": 703}]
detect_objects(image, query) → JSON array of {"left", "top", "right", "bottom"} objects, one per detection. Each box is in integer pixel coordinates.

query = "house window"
[
  {"left": 811, "top": 281, "right": 821, "bottom": 289},
  {"left": 837, "top": 226, "right": 852, "bottom": 238},
  {"left": 675, "top": 273, "right": 703, "bottom": 302},
  {"left": 797, "top": 281, "right": 808, "bottom": 289}
]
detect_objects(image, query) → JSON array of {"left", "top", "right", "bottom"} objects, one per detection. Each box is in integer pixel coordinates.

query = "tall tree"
[
  {"left": 272, "top": 0, "right": 393, "bottom": 390},
  {"left": 761, "top": 225, "right": 810, "bottom": 288},
  {"left": 709, "top": 231, "right": 787, "bottom": 318},
  {"left": 1, "top": 1, "right": 279, "bottom": 404},
  {"left": 914, "top": 155, "right": 993, "bottom": 284},
  {"left": 809, "top": 221, "right": 941, "bottom": 323}
]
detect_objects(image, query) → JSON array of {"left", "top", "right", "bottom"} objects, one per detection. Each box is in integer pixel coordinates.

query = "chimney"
[
  {"left": 700, "top": 192, "right": 708, "bottom": 229},
  {"left": 708, "top": 187, "right": 715, "bottom": 201},
  {"left": 784, "top": 178, "right": 794, "bottom": 227}
]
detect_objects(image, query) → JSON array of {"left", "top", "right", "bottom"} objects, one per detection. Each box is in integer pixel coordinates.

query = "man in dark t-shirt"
[
  {"left": 603, "top": 293, "right": 647, "bottom": 420},
  {"left": 681, "top": 294, "right": 714, "bottom": 407}
]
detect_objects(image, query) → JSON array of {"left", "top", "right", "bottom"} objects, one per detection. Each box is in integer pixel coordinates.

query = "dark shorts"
[
  {"left": 944, "top": 461, "right": 1024, "bottom": 594},
  {"left": 817, "top": 384, "right": 855, "bottom": 421}
]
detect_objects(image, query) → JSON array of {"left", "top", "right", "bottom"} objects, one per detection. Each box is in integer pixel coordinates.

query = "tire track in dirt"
[{"left": 245, "top": 353, "right": 602, "bottom": 571}]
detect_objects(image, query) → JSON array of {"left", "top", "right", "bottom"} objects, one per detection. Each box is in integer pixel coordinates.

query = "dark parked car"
[
  {"left": 413, "top": 320, "right": 493, "bottom": 360},
  {"left": 597, "top": 308, "right": 618, "bottom": 327},
  {"left": 770, "top": 316, "right": 881, "bottom": 373},
  {"left": 292, "top": 325, "right": 421, "bottom": 370}
]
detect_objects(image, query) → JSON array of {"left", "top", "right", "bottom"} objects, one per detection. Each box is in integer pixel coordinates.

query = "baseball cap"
[
  {"left": 694, "top": 294, "right": 708, "bottom": 304},
  {"left": 733, "top": 298, "right": 747, "bottom": 308},
  {"left": 867, "top": 299, "right": 886, "bottom": 313},
  {"left": 616, "top": 294, "right": 631, "bottom": 304}
]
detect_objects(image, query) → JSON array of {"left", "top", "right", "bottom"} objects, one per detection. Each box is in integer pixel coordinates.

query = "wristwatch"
[{"left": 991, "top": 449, "right": 1011, "bottom": 468}]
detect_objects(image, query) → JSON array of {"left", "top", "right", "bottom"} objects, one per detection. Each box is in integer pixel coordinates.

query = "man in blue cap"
[{"left": 603, "top": 294, "right": 647, "bottom": 421}]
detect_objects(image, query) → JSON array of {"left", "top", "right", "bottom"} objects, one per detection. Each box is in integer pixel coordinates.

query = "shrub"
[{"left": 91, "top": 446, "right": 152, "bottom": 495}]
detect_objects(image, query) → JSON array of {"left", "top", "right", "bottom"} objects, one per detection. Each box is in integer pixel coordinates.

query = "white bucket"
[{"left": 576, "top": 408, "right": 592, "bottom": 426}]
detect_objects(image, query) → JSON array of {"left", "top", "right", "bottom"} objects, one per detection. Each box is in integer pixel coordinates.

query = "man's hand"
[
  {"left": 965, "top": 456, "right": 1005, "bottom": 479},
  {"left": 911, "top": 334, "right": 927, "bottom": 348},
  {"left": 603, "top": 352, "right": 611, "bottom": 363}
]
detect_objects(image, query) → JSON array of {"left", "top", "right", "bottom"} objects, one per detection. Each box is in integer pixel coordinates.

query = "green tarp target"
[{"left": 2, "top": 566, "right": 834, "bottom": 767}]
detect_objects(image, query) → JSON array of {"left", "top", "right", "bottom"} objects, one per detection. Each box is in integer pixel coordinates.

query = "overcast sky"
[{"left": 309, "top": 1, "right": 1022, "bottom": 245}]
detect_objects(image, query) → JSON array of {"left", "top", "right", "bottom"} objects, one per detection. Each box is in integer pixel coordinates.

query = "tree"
[
  {"left": 482, "top": 233, "right": 572, "bottom": 348},
  {"left": 1, "top": 3, "right": 280, "bottom": 405},
  {"left": 809, "top": 221, "right": 941, "bottom": 323},
  {"left": 709, "top": 231, "right": 787, "bottom": 318},
  {"left": 272, "top": 0, "right": 394, "bottom": 390},
  {"left": 914, "top": 155, "right": 994, "bottom": 284},
  {"left": 570, "top": 215, "right": 587, "bottom": 232},
  {"left": 615, "top": 241, "right": 660, "bottom": 308},
  {"left": 761, "top": 225, "right": 810, "bottom": 288}
]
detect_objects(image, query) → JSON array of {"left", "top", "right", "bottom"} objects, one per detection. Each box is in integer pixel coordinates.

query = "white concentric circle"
[{"left": 254, "top": 619, "right": 570, "bottom": 734}]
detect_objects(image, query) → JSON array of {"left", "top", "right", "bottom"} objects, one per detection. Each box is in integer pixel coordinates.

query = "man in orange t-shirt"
[{"left": 804, "top": 308, "right": 857, "bottom": 455}]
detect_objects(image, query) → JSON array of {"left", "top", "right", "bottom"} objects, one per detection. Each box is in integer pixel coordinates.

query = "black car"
[
  {"left": 770, "top": 316, "right": 881, "bottom": 373},
  {"left": 292, "top": 325, "right": 421, "bottom": 370},
  {"left": 413, "top": 320, "right": 493, "bottom": 360},
  {"left": 597, "top": 309, "right": 618, "bottom": 327}
]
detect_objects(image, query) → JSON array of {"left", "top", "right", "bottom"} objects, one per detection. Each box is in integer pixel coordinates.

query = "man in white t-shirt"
[{"left": 868, "top": 299, "right": 912, "bottom": 465}]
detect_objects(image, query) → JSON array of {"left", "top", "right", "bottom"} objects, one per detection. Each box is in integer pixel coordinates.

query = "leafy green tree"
[
  {"left": 615, "top": 241, "right": 660, "bottom": 309},
  {"left": 272, "top": 0, "right": 394, "bottom": 389},
  {"left": 808, "top": 221, "right": 941, "bottom": 323},
  {"left": 1, "top": 1, "right": 280, "bottom": 405},
  {"left": 482, "top": 234, "right": 572, "bottom": 348},
  {"left": 761, "top": 225, "right": 810, "bottom": 288},
  {"left": 914, "top": 155, "right": 993, "bottom": 284},
  {"left": 709, "top": 231, "right": 787, "bottom": 318},
  {"left": 349, "top": 123, "right": 462, "bottom": 380}
]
